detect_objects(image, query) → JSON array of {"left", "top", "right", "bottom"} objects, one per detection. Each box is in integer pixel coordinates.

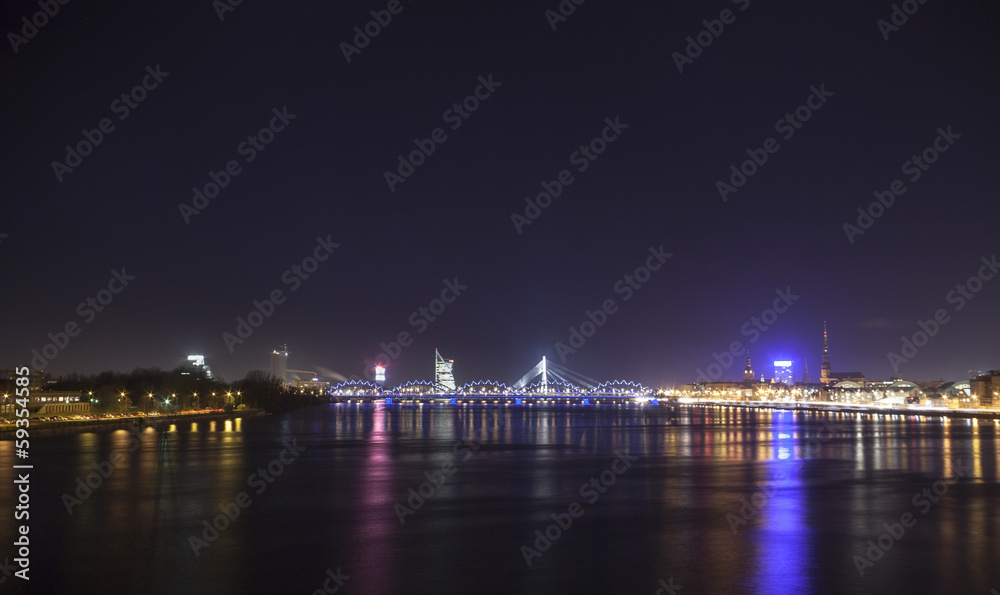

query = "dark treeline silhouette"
[
  {"left": 44, "top": 367, "right": 325, "bottom": 413},
  {"left": 231, "top": 369, "right": 327, "bottom": 412}
]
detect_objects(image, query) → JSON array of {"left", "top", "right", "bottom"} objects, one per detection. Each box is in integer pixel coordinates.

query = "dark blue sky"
[{"left": 2, "top": 0, "right": 998, "bottom": 387}]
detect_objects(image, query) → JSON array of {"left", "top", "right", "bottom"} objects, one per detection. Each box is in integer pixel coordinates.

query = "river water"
[{"left": 1, "top": 404, "right": 998, "bottom": 594}]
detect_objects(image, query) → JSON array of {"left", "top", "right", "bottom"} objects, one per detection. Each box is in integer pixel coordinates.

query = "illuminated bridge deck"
[{"left": 329, "top": 394, "right": 670, "bottom": 407}]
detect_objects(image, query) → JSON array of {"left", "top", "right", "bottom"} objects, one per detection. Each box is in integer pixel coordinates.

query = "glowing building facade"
[
  {"left": 435, "top": 349, "right": 456, "bottom": 393},
  {"left": 184, "top": 354, "right": 213, "bottom": 380},
  {"left": 270, "top": 344, "right": 288, "bottom": 385},
  {"left": 773, "top": 360, "right": 793, "bottom": 386}
]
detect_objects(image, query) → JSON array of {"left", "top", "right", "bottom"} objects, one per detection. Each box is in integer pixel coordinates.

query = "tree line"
[{"left": 10, "top": 367, "right": 326, "bottom": 414}]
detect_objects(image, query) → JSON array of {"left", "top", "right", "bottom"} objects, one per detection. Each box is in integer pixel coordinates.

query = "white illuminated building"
[
  {"left": 185, "top": 354, "right": 213, "bottom": 379},
  {"left": 773, "top": 360, "right": 793, "bottom": 386},
  {"left": 435, "top": 349, "right": 456, "bottom": 393},
  {"left": 270, "top": 344, "right": 288, "bottom": 384}
]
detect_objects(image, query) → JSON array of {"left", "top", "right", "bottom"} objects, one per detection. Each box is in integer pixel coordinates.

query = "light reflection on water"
[{"left": 0, "top": 407, "right": 997, "bottom": 594}]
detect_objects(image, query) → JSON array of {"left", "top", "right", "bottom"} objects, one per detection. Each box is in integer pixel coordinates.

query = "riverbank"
[
  {"left": 0, "top": 408, "right": 267, "bottom": 439},
  {"left": 681, "top": 399, "right": 1000, "bottom": 421}
]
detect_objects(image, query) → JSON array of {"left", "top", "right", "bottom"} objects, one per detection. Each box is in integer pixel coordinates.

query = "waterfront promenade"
[{"left": 0, "top": 408, "right": 265, "bottom": 439}]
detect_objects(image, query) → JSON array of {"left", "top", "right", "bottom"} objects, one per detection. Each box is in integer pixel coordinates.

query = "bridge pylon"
[{"left": 512, "top": 357, "right": 597, "bottom": 395}]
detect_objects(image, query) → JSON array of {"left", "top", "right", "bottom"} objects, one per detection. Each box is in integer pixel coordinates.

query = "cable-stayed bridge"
[{"left": 329, "top": 352, "right": 656, "bottom": 403}]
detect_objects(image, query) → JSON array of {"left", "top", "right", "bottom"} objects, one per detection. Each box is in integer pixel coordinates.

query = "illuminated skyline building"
[
  {"left": 743, "top": 352, "right": 754, "bottom": 383},
  {"left": 435, "top": 348, "right": 456, "bottom": 393},
  {"left": 270, "top": 344, "right": 289, "bottom": 385},
  {"left": 774, "top": 360, "right": 793, "bottom": 386},
  {"left": 184, "top": 354, "right": 213, "bottom": 380},
  {"left": 821, "top": 321, "right": 831, "bottom": 385}
]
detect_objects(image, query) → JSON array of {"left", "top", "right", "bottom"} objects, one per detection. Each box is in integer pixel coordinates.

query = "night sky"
[{"left": 2, "top": 0, "right": 998, "bottom": 388}]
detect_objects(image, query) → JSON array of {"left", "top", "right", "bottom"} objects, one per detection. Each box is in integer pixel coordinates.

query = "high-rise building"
[
  {"left": 971, "top": 370, "right": 1000, "bottom": 407},
  {"left": 434, "top": 348, "right": 456, "bottom": 393},
  {"left": 270, "top": 344, "right": 288, "bottom": 385},
  {"left": 774, "top": 360, "right": 793, "bottom": 386},
  {"left": 184, "top": 355, "right": 213, "bottom": 380},
  {"left": 820, "top": 321, "right": 831, "bottom": 385}
]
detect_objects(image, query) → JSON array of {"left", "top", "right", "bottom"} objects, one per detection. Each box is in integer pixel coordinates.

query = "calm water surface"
[{"left": 1, "top": 404, "right": 998, "bottom": 594}]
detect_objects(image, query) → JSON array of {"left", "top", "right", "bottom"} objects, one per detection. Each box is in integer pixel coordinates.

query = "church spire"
[
  {"left": 820, "top": 321, "right": 831, "bottom": 384},
  {"left": 743, "top": 350, "right": 754, "bottom": 383}
]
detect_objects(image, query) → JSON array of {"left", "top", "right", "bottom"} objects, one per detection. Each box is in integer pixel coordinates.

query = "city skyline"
[
  {"left": 28, "top": 315, "right": 997, "bottom": 391},
  {"left": 4, "top": 3, "right": 999, "bottom": 594},
  {"left": 2, "top": 1, "right": 998, "bottom": 391}
]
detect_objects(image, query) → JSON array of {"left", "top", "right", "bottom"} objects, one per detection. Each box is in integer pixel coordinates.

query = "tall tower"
[
  {"left": 270, "top": 344, "right": 288, "bottom": 385},
  {"left": 820, "top": 322, "right": 831, "bottom": 385},
  {"left": 434, "top": 348, "right": 456, "bottom": 393},
  {"left": 802, "top": 358, "right": 811, "bottom": 384},
  {"left": 743, "top": 351, "right": 754, "bottom": 383}
]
